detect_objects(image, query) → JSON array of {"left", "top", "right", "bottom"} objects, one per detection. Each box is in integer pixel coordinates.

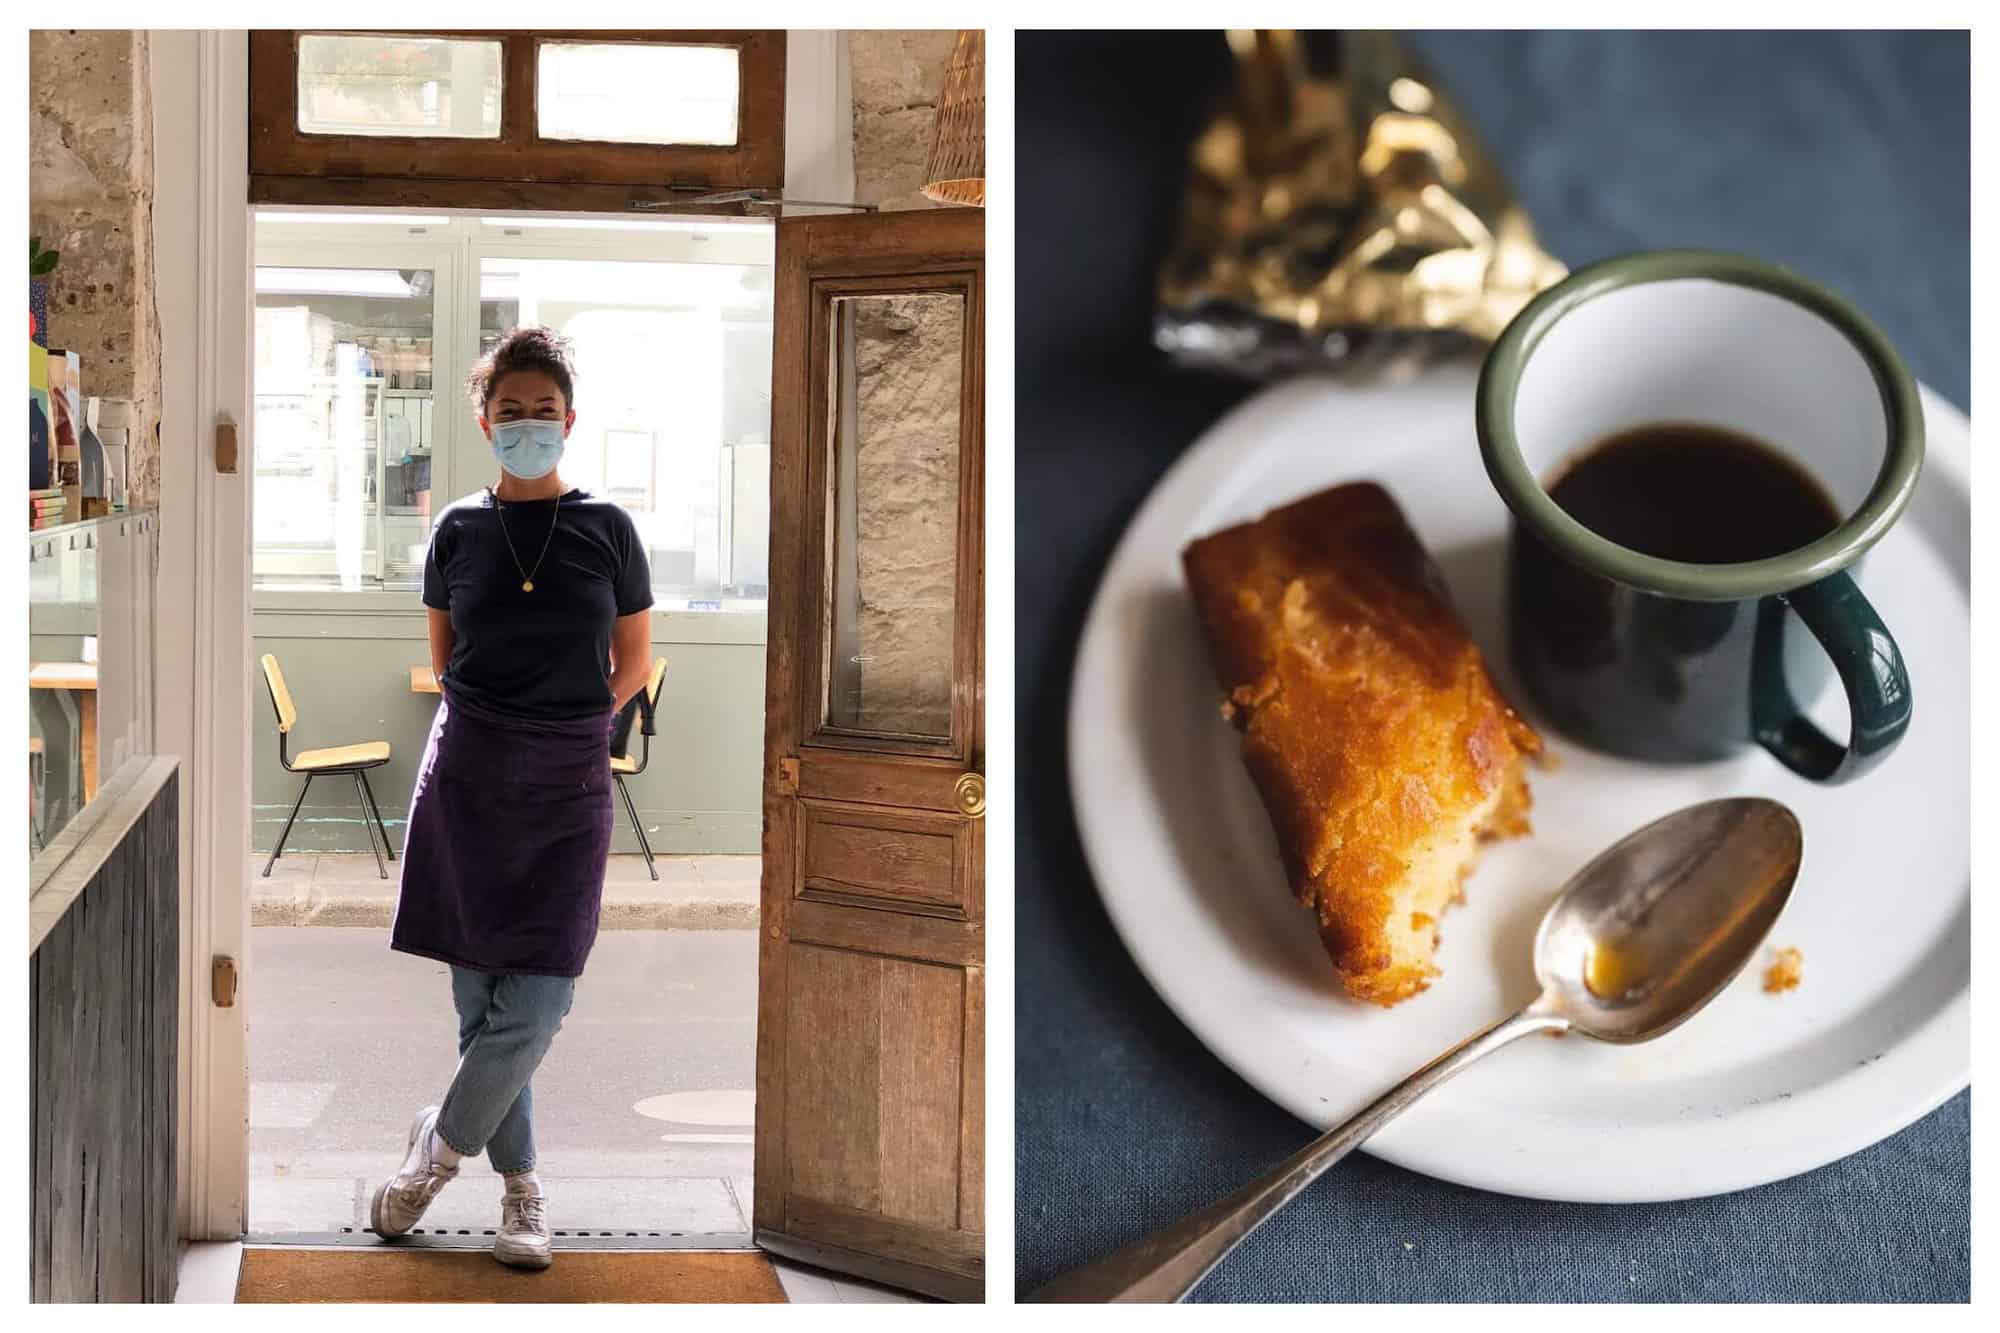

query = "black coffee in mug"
[
  {"left": 1545, "top": 424, "right": 1844, "bottom": 564},
  {"left": 1477, "top": 250, "right": 1920, "bottom": 784}
]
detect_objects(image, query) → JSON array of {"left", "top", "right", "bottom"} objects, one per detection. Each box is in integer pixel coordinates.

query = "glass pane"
[
  {"left": 28, "top": 528, "right": 96, "bottom": 853},
  {"left": 27, "top": 522, "right": 97, "bottom": 857},
  {"left": 536, "top": 42, "right": 739, "bottom": 146},
  {"left": 823, "top": 292, "right": 965, "bottom": 740},
  {"left": 253, "top": 266, "right": 437, "bottom": 590},
  {"left": 297, "top": 34, "right": 502, "bottom": 139},
  {"left": 28, "top": 513, "right": 157, "bottom": 870},
  {"left": 479, "top": 253, "right": 774, "bottom": 611}
]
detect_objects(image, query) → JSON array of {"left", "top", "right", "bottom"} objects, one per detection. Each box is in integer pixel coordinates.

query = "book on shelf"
[
  {"left": 29, "top": 344, "right": 51, "bottom": 491},
  {"left": 47, "top": 349, "right": 83, "bottom": 515}
]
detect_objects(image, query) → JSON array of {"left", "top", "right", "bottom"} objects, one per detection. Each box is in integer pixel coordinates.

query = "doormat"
[{"left": 235, "top": 1246, "right": 788, "bottom": 1303}]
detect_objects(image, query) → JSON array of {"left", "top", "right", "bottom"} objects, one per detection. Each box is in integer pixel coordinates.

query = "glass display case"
[
  {"left": 27, "top": 511, "right": 157, "bottom": 861},
  {"left": 254, "top": 265, "right": 437, "bottom": 590}
]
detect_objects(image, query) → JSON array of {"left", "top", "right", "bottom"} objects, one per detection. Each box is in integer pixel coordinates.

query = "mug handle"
[{"left": 1752, "top": 571, "right": 1912, "bottom": 783}]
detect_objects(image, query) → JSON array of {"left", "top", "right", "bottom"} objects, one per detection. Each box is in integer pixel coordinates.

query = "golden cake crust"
[{"left": 1182, "top": 481, "right": 1541, "bottom": 1005}]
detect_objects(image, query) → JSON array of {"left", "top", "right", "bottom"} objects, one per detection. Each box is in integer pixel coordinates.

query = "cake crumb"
[{"left": 1762, "top": 947, "right": 1804, "bottom": 993}]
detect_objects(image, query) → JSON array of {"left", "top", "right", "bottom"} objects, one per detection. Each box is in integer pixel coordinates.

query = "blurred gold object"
[{"left": 1157, "top": 31, "right": 1567, "bottom": 377}]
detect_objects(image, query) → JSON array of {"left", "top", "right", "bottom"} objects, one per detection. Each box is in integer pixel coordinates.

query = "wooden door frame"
[
  {"left": 755, "top": 207, "right": 986, "bottom": 1302},
  {"left": 158, "top": 29, "right": 854, "bottom": 1245}
]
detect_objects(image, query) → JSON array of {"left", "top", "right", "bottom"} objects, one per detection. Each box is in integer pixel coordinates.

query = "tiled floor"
[{"left": 176, "top": 1240, "right": 930, "bottom": 1303}]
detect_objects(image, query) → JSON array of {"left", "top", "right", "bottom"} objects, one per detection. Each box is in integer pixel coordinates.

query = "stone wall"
[
  {"left": 29, "top": 29, "right": 161, "bottom": 511},
  {"left": 849, "top": 30, "right": 958, "bottom": 211},
  {"left": 842, "top": 293, "right": 964, "bottom": 737},
  {"left": 841, "top": 33, "right": 971, "bottom": 738}
]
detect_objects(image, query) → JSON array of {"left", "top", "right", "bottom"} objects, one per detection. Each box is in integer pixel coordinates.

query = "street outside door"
[{"left": 753, "top": 208, "right": 985, "bottom": 1302}]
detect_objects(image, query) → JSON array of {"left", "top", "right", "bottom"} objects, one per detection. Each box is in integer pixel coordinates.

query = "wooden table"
[
  {"left": 29, "top": 661, "right": 97, "bottom": 801},
  {"left": 410, "top": 666, "right": 440, "bottom": 695}
]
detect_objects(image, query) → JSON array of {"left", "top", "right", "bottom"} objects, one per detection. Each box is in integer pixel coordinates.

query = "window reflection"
[
  {"left": 297, "top": 34, "right": 503, "bottom": 139},
  {"left": 823, "top": 291, "right": 965, "bottom": 740},
  {"left": 480, "top": 256, "right": 773, "bottom": 609},
  {"left": 254, "top": 266, "right": 437, "bottom": 591}
]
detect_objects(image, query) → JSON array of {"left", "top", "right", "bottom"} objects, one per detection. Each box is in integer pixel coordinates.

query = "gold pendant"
[{"left": 522, "top": 580, "right": 534, "bottom": 592}]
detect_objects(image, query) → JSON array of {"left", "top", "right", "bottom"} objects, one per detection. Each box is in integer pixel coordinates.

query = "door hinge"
[
  {"left": 214, "top": 417, "right": 239, "bottom": 475},
  {"left": 775, "top": 756, "right": 800, "bottom": 795},
  {"left": 212, "top": 955, "right": 238, "bottom": 1008}
]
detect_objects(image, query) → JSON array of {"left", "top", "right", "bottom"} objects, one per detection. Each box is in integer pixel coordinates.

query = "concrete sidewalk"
[
  {"left": 248, "top": 926, "right": 756, "bottom": 1239},
  {"left": 250, "top": 853, "right": 759, "bottom": 930}
]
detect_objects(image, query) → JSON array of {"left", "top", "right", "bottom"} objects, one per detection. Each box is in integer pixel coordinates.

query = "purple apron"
[{"left": 391, "top": 688, "right": 616, "bottom": 978}]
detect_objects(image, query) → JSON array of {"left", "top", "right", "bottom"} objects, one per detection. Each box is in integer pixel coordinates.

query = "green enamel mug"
[{"left": 1476, "top": 250, "right": 1920, "bottom": 783}]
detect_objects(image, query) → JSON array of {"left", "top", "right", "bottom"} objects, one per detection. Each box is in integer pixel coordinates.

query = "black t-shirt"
[{"left": 423, "top": 488, "right": 653, "bottom": 720}]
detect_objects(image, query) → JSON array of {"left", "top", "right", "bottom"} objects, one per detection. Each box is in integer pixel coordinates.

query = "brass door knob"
[{"left": 954, "top": 771, "right": 986, "bottom": 818}]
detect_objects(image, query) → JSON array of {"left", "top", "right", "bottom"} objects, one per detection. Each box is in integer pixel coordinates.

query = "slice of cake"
[{"left": 1182, "top": 481, "right": 1542, "bottom": 1006}]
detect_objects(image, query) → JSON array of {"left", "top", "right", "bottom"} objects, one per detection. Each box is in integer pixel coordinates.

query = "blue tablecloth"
[{"left": 1014, "top": 30, "right": 1969, "bottom": 1302}]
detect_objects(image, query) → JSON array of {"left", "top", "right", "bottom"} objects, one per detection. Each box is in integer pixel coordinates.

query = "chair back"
[
  {"left": 644, "top": 656, "right": 668, "bottom": 710},
  {"left": 260, "top": 654, "right": 297, "bottom": 735},
  {"left": 611, "top": 657, "right": 669, "bottom": 767}
]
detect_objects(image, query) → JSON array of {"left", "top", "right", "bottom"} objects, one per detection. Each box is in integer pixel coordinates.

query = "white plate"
[{"left": 1067, "top": 361, "right": 1969, "bottom": 1203}]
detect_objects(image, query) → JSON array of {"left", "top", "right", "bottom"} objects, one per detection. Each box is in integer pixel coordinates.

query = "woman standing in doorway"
[{"left": 370, "top": 325, "right": 654, "bottom": 1271}]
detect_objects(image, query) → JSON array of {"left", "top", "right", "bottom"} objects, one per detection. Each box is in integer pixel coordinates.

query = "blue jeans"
[{"left": 434, "top": 967, "right": 576, "bottom": 1174}]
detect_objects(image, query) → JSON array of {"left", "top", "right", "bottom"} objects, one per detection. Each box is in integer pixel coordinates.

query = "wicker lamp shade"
[{"left": 922, "top": 30, "right": 985, "bottom": 207}]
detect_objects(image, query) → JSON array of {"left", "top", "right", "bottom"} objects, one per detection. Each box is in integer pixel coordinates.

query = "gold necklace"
[{"left": 490, "top": 486, "right": 561, "bottom": 592}]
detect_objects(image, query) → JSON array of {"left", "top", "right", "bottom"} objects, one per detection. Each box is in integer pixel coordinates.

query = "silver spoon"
[{"left": 1030, "top": 796, "right": 1803, "bottom": 1303}]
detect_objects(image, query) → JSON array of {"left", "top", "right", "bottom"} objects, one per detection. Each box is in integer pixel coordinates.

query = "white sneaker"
[
  {"left": 494, "top": 1171, "right": 552, "bottom": 1269},
  {"left": 370, "top": 1105, "right": 458, "bottom": 1238}
]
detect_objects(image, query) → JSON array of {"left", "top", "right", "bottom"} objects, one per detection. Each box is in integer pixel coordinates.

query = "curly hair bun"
[{"left": 466, "top": 325, "right": 577, "bottom": 412}]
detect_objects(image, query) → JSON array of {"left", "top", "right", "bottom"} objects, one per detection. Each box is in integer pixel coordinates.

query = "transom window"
[{"left": 251, "top": 31, "right": 785, "bottom": 213}]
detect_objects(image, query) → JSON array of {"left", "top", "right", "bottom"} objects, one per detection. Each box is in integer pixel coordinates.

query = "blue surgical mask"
[{"left": 490, "top": 418, "right": 566, "bottom": 479}]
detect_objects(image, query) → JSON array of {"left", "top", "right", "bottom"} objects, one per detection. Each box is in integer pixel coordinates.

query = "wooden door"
[{"left": 755, "top": 208, "right": 984, "bottom": 1302}]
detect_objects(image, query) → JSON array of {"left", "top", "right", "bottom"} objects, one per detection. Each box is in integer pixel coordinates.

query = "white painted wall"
[{"left": 785, "top": 30, "right": 856, "bottom": 211}]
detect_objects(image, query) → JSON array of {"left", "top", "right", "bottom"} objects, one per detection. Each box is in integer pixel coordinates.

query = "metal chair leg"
[
  {"left": 616, "top": 775, "right": 658, "bottom": 881},
  {"left": 264, "top": 773, "right": 313, "bottom": 878},
  {"left": 352, "top": 773, "right": 388, "bottom": 880},
  {"left": 358, "top": 769, "right": 395, "bottom": 863}
]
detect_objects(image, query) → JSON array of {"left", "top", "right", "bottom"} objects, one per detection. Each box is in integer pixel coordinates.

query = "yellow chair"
[
  {"left": 610, "top": 657, "right": 668, "bottom": 881},
  {"left": 259, "top": 653, "right": 395, "bottom": 880}
]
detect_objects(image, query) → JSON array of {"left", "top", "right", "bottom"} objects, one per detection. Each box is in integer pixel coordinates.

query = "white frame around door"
[
  {"left": 153, "top": 27, "right": 254, "bottom": 1241},
  {"left": 154, "top": 27, "right": 848, "bottom": 1243}
]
